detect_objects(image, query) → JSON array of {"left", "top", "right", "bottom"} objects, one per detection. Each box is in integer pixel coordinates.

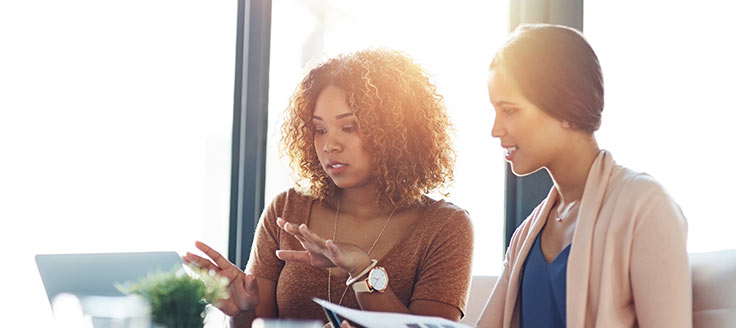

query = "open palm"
[
  {"left": 275, "top": 218, "right": 371, "bottom": 276},
  {"left": 183, "top": 241, "right": 259, "bottom": 316}
]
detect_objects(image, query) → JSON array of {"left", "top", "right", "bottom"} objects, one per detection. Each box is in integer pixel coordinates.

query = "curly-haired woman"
[{"left": 184, "top": 49, "right": 473, "bottom": 327}]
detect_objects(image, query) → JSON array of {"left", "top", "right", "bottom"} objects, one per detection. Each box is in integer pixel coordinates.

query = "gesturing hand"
[
  {"left": 183, "top": 241, "right": 259, "bottom": 316},
  {"left": 275, "top": 218, "right": 372, "bottom": 277}
]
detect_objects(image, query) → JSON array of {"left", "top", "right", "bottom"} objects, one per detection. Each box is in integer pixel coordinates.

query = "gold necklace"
[{"left": 327, "top": 198, "right": 397, "bottom": 305}]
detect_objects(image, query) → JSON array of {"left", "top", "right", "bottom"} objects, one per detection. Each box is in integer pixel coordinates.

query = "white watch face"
[{"left": 368, "top": 267, "right": 388, "bottom": 290}]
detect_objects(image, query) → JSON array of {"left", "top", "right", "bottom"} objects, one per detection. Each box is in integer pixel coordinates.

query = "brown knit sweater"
[{"left": 245, "top": 189, "right": 474, "bottom": 322}]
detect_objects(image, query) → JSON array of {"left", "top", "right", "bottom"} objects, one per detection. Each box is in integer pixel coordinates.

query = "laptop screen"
[{"left": 35, "top": 251, "right": 182, "bottom": 304}]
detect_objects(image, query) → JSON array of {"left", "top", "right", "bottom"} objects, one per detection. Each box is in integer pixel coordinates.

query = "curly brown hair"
[{"left": 281, "top": 48, "right": 455, "bottom": 208}]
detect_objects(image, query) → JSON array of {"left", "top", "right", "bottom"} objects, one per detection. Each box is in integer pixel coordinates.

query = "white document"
[{"left": 313, "top": 298, "right": 474, "bottom": 328}]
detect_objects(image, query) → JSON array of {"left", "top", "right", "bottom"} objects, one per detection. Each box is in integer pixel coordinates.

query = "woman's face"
[
  {"left": 487, "top": 68, "right": 568, "bottom": 176},
  {"left": 312, "top": 85, "right": 373, "bottom": 190}
]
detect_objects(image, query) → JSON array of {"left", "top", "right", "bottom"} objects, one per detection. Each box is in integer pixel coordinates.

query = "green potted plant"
[{"left": 118, "top": 266, "right": 229, "bottom": 328}]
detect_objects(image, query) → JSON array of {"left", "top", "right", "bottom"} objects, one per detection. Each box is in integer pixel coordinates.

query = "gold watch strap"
[
  {"left": 345, "top": 259, "right": 378, "bottom": 287},
  {"left": 351, "top": 277, "right": 372, "bottom": 293}
]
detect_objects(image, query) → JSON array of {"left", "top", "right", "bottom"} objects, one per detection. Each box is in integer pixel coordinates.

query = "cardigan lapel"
[
  {"left": 503, "top": 186, "right": 558, "bottom": 327},
  {"left": 565, "top": 150, "right": 615, "bottom": 327}
]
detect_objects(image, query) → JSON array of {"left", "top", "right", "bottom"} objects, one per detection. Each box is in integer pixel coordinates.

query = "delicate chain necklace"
[
  {"left": 327, "top": 198, "right": 397, "bottom": 305},
  {"left": 552, "top": 197, "right": 579, "bottom": 222}
]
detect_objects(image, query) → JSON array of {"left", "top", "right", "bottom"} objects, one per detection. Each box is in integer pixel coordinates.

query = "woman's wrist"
[
  {"left": 230, "top": 308, "right": 257, "bottom": 328},
  {"left": 348, "top": 256, "right": 373, "bottom": 277},
  {"left": 347, "top": 258, "right": 376, "bottom": 281}
]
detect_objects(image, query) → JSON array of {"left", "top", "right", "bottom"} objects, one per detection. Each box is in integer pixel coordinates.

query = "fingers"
[
  {"left": 298, "top": 223, "right": 327, "bottom": 246},
  {"left": 231, "top": 274, "right": 248, "bottom": 297},
  {"left": 277, "top": 218, "right": 307, "bottom": 242},
  {"left": 195, "top": 241, "right": 238, "bottom": 270},
  {"left": 230, "top": 277, "right": 249, "bottom": 311},
  {"left": 275, "top": 250, "right": 311, "bottom": 263},
  {"left": 341, "top": 320, "right": 353, "bottom": 328},
  {"left": 245, "top": 273, "right": 258, "bottom": 293},
  {"left": 277, "top": 218, "right": 327, "bottom": 255},
  {"left": 290, "top": 222, "right": 329, "bottom": 255},
  {"left": 183, "top": 252, "right": 220, "bottom": 272},
  {"left": 323, "top": 241, "right": 372, "bottom": 275},
  {"left": 275, "top": 218, "right": 338, "bottom": 267},
  {"left": 325, "top": 239, "right": 340, "bottom": 257},
  {"left": 230, "top": 274, "right": 258, "bottom": 312}
]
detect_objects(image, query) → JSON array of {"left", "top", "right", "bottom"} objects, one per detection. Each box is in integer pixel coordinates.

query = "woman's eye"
[
  {"left": 314, "top": 128, "right": 327, "bottom": 135},
  {"left": 342, "top": 126, "right": 355, "bottom": 133},
  {"left": 502, "top": 107, "right": 516, "bottom": 115}
]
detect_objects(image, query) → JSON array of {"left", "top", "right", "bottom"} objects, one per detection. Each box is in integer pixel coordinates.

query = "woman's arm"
[
  {"left": 630, "top": 193, "right": 691, "bottom": 327},
  {"left": 275, "top": 217, "right": 468, "bottom": 320}
]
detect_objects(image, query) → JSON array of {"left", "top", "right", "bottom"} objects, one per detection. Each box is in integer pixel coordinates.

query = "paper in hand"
[{"left": 313, "top": 298, "right": 473, "bottom": 328}]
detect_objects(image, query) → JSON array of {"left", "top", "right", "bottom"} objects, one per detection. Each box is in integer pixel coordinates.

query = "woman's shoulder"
[
  {"left": 269, "top": 187, "right": 314, "bottom": 205},
  {"left": 264, "top": 188, "right": 316, "bottom": 222},
  {"left": 420, "top": 196, "right": 472, "bottom": 226},
  {"left": 609, "top": 165, "right": 675, "bottom": 203},
  {"left": 412, "top": 197, "right": 474, "bottom": 241},
  {"left": 607, "top": 165, "right": 686, "bottom": 227}
]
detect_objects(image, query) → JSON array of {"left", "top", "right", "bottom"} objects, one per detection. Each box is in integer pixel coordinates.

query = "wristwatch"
[{"left": 351, "top": 266, "right": 389, "bottom": 293}]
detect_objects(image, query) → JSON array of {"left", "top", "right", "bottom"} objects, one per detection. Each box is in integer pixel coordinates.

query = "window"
[
  {"left": 585, "top": 2, "right": 736, "bottom": 252},
  {"left": 266, "top": 0, "right": 509, "bottom": 275},
  {"left": 0, "top": 1, "right": 236, "bottom": 326}
]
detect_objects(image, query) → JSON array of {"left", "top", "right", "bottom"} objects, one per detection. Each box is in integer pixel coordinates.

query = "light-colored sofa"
[
  {"left": 691, "top": 249, "right": 736, "bottom": 327},
  {"left": 461, "top": 275, "right": 497, "bottom": 326}
]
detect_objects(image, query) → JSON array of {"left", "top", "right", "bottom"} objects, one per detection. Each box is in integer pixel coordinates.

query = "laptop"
[{"left": 35, "top": 251, "right": 182, "bottom": 304}]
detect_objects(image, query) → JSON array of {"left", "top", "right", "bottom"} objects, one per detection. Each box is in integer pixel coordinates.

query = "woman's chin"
[
  {"left": 330, "top": 177, "right": 373, "bottom": 191},
  {"left": 329, "top": 177, "right": 354, "bottom": 190},
  {"left": 510, "top": 163, "right": 543, "bottom": 177}
]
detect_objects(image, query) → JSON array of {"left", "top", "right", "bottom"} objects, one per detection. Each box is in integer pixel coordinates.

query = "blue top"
[{"left": 519, "top": 230, "right": 571, "bottom": 328}]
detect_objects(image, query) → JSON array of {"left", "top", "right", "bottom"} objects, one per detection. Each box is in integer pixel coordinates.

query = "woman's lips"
[
  {"left": 326, "top": 162, "right": 348, "bottom": 175},
  {"left": 504, "top": 146, "right": 518, "bottom": 160}
]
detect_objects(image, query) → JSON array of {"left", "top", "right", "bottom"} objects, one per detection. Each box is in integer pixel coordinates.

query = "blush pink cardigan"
[{"left": 476, "top": 151, "right": 692, "bottom": 327}]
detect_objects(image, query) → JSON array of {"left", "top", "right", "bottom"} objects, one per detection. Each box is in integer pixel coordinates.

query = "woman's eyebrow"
[
  {"left": 335, "top": 113, "right": 353, "bottom": 120},
  {"left": 312, "top": 113, "right": 354, "bottom": 120},
  {"left": 493, "top": 100, "right": 517, "bottom": 107}
]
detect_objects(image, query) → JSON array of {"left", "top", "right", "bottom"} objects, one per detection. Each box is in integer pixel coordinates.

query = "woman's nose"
[
  {"left": 322, "top": 133, "right": 342, "bottom": 153},
  {"left": 491, "top": 116, "right": 504, "bottom": 138}
]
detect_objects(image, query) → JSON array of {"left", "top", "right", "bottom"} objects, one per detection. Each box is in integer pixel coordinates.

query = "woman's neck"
[
  {"left": 337, "top": 181, "right": 392, "bottom": 219},
  {"left": 547, "top": 135, "right": 601, "bottom": 205}
]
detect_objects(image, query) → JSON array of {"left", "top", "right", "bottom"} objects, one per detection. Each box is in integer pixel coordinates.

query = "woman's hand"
[
  {"left": 183, "top": 241, "right": 259, "bottom": 316},
  {"left": 275, "top": 218, "right": 372, "bottom": 278}
]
